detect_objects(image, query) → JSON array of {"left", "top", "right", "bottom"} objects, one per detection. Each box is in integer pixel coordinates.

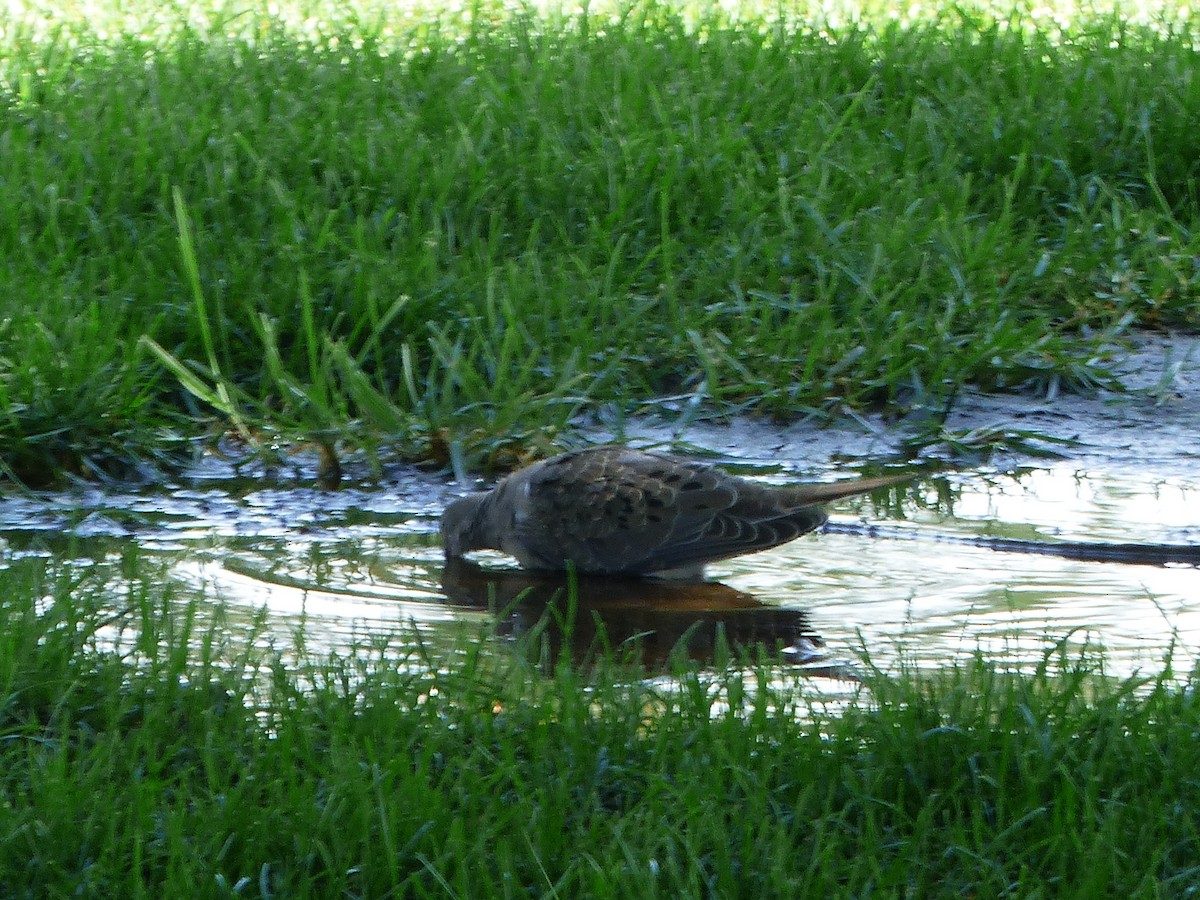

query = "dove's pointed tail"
[{"left": 783, "top": 473, "right": 914, "bottom": 506}]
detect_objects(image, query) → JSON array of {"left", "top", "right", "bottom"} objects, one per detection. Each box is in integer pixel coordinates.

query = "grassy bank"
[
  {"left": 2, "top": 0, "right": 1198, "bottom": 481},
  {"left": 2, "top": 550, "right": 1198, "bottom": 896}
]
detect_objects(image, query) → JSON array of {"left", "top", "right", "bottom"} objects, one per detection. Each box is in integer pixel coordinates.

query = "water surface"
[{"left": 3, "top": 453, "right": 1195, "bottom": 685}]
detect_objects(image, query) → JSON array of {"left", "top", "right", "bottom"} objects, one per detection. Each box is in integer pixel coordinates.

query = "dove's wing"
[
  {"left": 496, "top": 446, "right": 909, "bottom": 575},
  {"left": 638, "top": 472, "right": 913, "bottom": 572},
  {"left": 502, "top": 447, "right": 738, "bottom": 574},
  {"left": 635, "top": 514, "right": 827, "bottom": 573}
]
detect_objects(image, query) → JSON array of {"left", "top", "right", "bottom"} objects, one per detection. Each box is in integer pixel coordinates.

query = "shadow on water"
[{"left": 439, "top": 557, "right": 832, "bottom": 672}]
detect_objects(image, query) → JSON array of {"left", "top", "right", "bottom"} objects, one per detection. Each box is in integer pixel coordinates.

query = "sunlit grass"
[
  {"left": 4, "top": 0, "right": 1196, "bottom": 45},
  {"left": 1, "top": 0, "right": 1197, "bottom": 482}
]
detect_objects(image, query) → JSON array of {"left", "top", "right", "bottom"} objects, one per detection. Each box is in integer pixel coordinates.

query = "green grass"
[
  {"left": 1, "top": 0, "right": 1198, "bottom": 481},
  {"left": 3, "top": 547, "right": 1200, "bottom": 896},
  {"left": 6, "top": 6, "right": 1196, "bottom": 891}
]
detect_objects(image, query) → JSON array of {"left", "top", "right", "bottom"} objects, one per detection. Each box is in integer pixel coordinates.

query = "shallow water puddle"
[{"left": 1, "top": 457, "right": 1196, "bottom": 683}]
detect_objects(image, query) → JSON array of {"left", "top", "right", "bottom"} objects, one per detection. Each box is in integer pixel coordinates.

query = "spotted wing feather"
[
  {"left": 504, "top": 447, "right": 736, "bottom": 573},
  {"left": 479, "top": 446, "right": 908, "bottom": 575}
]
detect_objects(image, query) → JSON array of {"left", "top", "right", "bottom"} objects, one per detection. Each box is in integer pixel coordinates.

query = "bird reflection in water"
[{"left": 439, "top": 557, "right": 847, "bottom": 675}]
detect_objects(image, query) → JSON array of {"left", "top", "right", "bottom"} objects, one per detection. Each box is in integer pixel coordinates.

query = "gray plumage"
[{"left": 441, "top": 445, "right": 910, "bottom": 578}]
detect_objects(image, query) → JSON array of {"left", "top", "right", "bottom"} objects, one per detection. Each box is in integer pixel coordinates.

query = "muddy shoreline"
[{"left": 587, "top": 332, "right": 1199, "bottom": 482}]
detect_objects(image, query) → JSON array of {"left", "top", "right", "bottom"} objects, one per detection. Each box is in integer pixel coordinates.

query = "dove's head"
[{"left": 440, "top": 493, "right": 490, "bottom": 558}]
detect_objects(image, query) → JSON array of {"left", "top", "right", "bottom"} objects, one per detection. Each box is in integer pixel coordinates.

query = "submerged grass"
[
  {"left": 1, "top": 0, "right": 1199, "bottom": 481},
  {"left": 3, "top": 550, "right": 1200, "bottom": 896}
]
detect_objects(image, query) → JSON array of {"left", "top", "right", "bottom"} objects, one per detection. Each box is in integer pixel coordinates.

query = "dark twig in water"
[{"left": 822, "top": 521, "right": 1200, "bottom": 568}]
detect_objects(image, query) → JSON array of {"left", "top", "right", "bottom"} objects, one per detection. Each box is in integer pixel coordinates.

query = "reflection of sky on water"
[
  {"left": 723, "top": 531, "right": 1198, "bottom": 679},
  {"left": 1, "top": 462, "right": 1197, "bottom": 687},
  {"left": 716, "top": 463, "right": 1199, "bottom": 678},
  {"left": 945, "top": 466, "right": 1198, "bottom": 544}
]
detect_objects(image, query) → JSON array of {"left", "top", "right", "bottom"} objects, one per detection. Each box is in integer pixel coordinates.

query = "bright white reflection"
[
  {"left": 946, "top": 465, "right": 1198, "bottom": 542},
  {"left": 5, "top": 461, "right": 1197, "bottom": 688},
  {"left": 716, "top": 466, "right": 1200, "bottom": 680}
]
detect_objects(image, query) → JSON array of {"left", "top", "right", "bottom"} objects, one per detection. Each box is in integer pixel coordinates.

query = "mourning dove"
[{"left": 441, "top": 445, "right": 910, "bottom": 578}]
